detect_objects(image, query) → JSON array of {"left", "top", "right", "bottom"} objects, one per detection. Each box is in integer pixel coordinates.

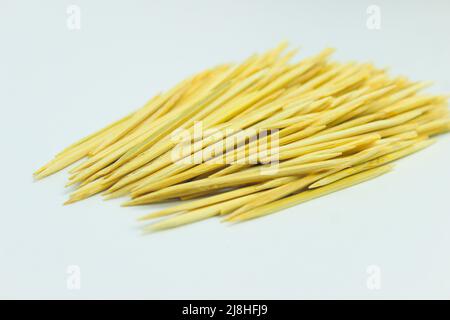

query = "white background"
[{"left": 1, "top": 0, "right": 450, "bottom": 299}]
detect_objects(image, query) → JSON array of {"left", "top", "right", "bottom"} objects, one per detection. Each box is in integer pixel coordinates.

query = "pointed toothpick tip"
[
  {"left": 63, "top": 198, "right": 78, "bottom": 205},
  {"left": 221, "top": 214, "right": 243, "bottom": 223},
  {"left": 137, "top": 211, "right": 170, "bottom": 222},
  {"left": 121, "top": 200, "right": 135, "bottom": 207}
]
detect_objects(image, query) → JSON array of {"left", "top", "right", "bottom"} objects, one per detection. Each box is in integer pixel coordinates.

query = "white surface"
[{"left": 1, "top": 0, "right": 450, "bottom": 299}]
